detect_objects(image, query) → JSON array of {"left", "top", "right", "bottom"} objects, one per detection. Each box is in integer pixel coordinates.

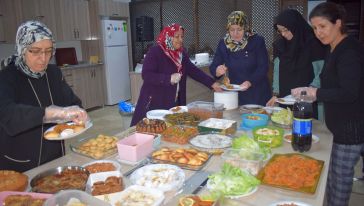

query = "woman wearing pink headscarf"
[{"left": 131, "top": 24, "right": 221, "bottom": 126}]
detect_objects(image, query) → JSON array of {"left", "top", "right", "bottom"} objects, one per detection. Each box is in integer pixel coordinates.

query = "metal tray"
[
  {"left": 30, "top": 166, "right": 89, "bottom": 194},
  {"left": 256, "top": 153, "right": 324, "bottom": 194},
  {"left": 150, "top": 147, "right": 212, "bottom": 171}
]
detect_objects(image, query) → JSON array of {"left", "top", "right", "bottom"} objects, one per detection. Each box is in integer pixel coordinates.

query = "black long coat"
[{"left": 0, "top": 64, "right": 81, "bottom": 172}]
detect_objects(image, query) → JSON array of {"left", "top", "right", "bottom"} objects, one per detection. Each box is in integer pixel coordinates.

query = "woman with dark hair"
[
  {"left": 210, "top": 11, "right": 271, "bottom": 106},
  {"left": 292, "top": 2, "right": 364, "bottom": 206},
  {"left": 130, "top": 24, "right": 221, "bottom": 126},
  {"left": 266, "top": 9, "right": 326, "bottom": 119}
]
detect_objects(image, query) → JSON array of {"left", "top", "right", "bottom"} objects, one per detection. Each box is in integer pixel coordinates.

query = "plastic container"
[
  {"left": 95, "top": 185, "right": 165, "bottom": 206},
  {"left": 187, "top": 101, "right": 224, "bottom": 120},
  {"left": 85, "top": 171, "right": 124, "bottom": 195},
  {"left": 241, "top": 113, "right": 269, "bottom": 129},
  {"left": 198, "top": 118, "right": 237, "bottom": 135},
  {"left": 82, "top": 160, "right": 122, "bottom": 173},
  {"left": 221, "top": 148, "right": 264, "bottom": 175},
  {"left": 43, "top": 190, "right": 111, "bottom": 206},
  {"left": 117, "top": 133, "right": 154, "bottom": 162},
  {"left": 252, "top": 126, "right": 284, "bottom": 148}
]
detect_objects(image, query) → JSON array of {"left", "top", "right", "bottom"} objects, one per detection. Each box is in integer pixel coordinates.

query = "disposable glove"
[
  {"left": 43, "top": 105, "right": 89, "bottom": 124},
  {"left": 170, "top": 73, "right": 182, "bottom": 85},
  {"left": 291, "top": 87, "right": 317, "bottom": 102}
]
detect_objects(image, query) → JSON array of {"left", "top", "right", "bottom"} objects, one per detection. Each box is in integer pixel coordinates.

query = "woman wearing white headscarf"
[{"left": 0, "top": 21, "right": 88, "bottom": 172}]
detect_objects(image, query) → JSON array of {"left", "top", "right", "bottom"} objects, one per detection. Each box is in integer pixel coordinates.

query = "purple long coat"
[{"left": 130, "top": 45, "right": 215, "bottom": 126}]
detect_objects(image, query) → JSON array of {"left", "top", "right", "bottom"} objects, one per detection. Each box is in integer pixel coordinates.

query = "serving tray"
[
  {"left": 150, "top": 147, "right": 212, "bottom": 171},
  {"left": 256, "top": 153, "right": 324, "bottom": 194}
]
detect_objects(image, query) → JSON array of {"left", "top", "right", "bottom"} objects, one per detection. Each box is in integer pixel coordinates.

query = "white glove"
[
  {"left": 43, "top": 105, "right": 89, "bottom": 124},
  {"left": 170, "top": 73, "right": 182, "bottom": 85},
  {"left": 291, "top": 87, "right": 317, "bottom": 102}
]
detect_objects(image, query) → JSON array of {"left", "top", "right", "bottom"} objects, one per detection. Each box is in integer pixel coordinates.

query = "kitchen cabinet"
[
  {"left": 62, "top": 65, "right": 104, "bottom": 109},
  {"left": 56, "top": 0, "right": 91, "bottom": 41},
  {"left": 97, "top": 0, "right": 130, "bottom": 17},
  {"left": 20, "top": 0, "right": 58, "bottom": 40},
  {"left": 0, "top": 4, "right": 4, "bottom": 42},
  {"left": 84, "top": 65, "right": 105, "bottom": 109},
  {"left": 0, "top": 0, "right": 23, "bottom": 43}
]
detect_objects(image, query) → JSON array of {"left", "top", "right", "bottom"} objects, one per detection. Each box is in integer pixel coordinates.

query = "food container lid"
[
  {"left": 187, "top": 101, "right": 224, "bottom": 111},
  {"left": 43, "top": 190, "right": 111, "bottom": 206},
  {"left": 221, "top": 148, "right": 264, "bottom": 162},
  {"left": 198, "top": 118, "right": 236, "bottom": 129}
]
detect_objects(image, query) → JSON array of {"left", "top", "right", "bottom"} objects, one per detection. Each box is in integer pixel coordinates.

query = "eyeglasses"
[
  {"left": 27, "top": 48, "right": 54, "bottom": 57},
  {"left": 277, "top": 28, "right": 289, "bottom": 34}
]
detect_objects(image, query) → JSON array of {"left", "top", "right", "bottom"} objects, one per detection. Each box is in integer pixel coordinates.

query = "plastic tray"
[
  {"left": 0, "top": 191, "right": 52, "bottom": 205},
  {"left": 96, "top": 185, "right": 164, "bottom": 206},
  {"left": 70, "top": 128, "right": 136, "bottom": 159},
  {"left": 70, "top": 135, "right": 119, "bottom": 160},
  {"left": 43, "top": 190, "right": 110, "bottom": 206},
  {"left": 256, "top": 153, "right": 324, "bottom": 194},
  {"left": 150, "top": 147, "right": 212, "bottom": 171}
]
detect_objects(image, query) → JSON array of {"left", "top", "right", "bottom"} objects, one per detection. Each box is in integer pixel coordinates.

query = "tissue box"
[
  {"left": 198, "top": 118, "right": 237, "bottom": 135},
  {"left": 117, "top": 133, "right": 154, "bottom": 162}
]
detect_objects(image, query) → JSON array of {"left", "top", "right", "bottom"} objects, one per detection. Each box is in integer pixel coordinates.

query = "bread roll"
[
  {"left": 44, "top": 131, "right": 59, "bottom": 139},
  {"left": 73, "top": 125, "right": 85, "bottom": 133}
]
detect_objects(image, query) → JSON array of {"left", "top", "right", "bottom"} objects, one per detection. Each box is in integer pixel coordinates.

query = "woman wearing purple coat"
[{"left": 131, "top": 24, "right": 221, "bottom": 126}]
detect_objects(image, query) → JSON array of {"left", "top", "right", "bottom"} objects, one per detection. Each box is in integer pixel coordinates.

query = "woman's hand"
[
  {"left": 266, "top": 96, "right": 277, "bottom": 106},
  {"left": 216, "top": 65, "right": 228, "bottom": 77},
  {"left": 240, "top": 81, "right": 251, "bottom": 91},
  {"left": 211, "top": 82, "right": 223, "bottom": 92},
  {"left": 44, "top": 105, "right": 89, "bottom": 124},
  {"left": 170, "top": 73, "right": 182, "bottom": 85},
  {"left": 291, "top": 87, "right": 317, "bottom": 101}
]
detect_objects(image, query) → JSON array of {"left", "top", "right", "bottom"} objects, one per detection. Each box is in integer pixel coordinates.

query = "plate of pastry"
[
  {"left": 276, "top": 95, "right": 296, "bottom": 105},
  {"left": 221, "top": 84, "right": 246, "bottom": 91},
  {"left": 44, "top": 121, "right": 93, "bottom": 140}
]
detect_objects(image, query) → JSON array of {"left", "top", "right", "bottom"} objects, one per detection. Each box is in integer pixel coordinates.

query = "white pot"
[{"left": 214, "top": 91, "right": 238, "bottom": 110}]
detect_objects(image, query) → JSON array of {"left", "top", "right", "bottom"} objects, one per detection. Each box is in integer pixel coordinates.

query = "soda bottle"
[{"left": 292, "top": 91, "right": 313, "bottom": 152}]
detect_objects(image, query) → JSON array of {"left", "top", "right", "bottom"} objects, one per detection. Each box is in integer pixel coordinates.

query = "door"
[
  {"left": 104, "top": 46, "right": 130, "bottom": 105},
  {"left": 102, "top": 20, "right": 127, "bottom": 46}
]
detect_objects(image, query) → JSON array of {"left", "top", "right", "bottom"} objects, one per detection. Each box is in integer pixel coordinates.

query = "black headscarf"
[{"left": 273, "top": 9, "right": 325, "bottom": 96}]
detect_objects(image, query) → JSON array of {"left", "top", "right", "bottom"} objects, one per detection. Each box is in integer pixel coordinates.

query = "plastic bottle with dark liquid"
[{"left": 292, "top": 91, "right": 313, "bottom": 152}]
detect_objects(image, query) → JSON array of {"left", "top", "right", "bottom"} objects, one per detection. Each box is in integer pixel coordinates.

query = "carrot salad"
[{"left": 262, "top": 155, "right": 321, "bottom": 189}]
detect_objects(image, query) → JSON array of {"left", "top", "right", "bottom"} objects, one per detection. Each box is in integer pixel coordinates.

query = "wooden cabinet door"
[
  {"left": 73, "top": 0, "right": 91, "bottom": 40},
  {"left": 56, "top": 0, "right": 91, "bottom": 41},
  {"left": 0, "top": 0, "right": 23, "bottom": 43},
  {"left": 0, "top": 5, "right": 4, "bottom": 42},
  {"left": 20, "top": 0, "right": 58, "bottom": 40},
  {"left": 56, "top": 0, "right": 77, "bottom": 41},
  {"left": 85, "top": 66, "right": 104, "bottom": 108},
  {"left": 98, "top": 0, "right": 129, "bottom": 17},
  {"left": 61, "top": 68, "right": 88, "bottom": 108},
  {"left": 72, "top": 68, "right": 89, "bottom": 109}
]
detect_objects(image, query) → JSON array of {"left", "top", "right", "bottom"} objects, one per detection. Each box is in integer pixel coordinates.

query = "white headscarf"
[{"left": 0, "top": 20, "right": 56, "bottom": 78}]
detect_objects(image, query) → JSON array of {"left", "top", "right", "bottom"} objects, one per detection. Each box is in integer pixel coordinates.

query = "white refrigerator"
[{"left": 101, "top": 19, "right": 131, "bottom": 105}]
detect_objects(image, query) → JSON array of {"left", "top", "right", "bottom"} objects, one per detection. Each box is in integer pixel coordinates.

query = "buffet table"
[{"left": 25, "top": 109, "right": 333, "bottom": 206}]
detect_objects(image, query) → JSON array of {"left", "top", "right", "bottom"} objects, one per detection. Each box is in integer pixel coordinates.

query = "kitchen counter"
[{"left": 24, "top": 109, "right": 333, "bottom": 206}]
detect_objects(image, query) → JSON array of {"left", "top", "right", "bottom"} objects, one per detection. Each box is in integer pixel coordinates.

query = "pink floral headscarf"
[{"left": 156, "top": 23, "right": 184, "bottom": 73}]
